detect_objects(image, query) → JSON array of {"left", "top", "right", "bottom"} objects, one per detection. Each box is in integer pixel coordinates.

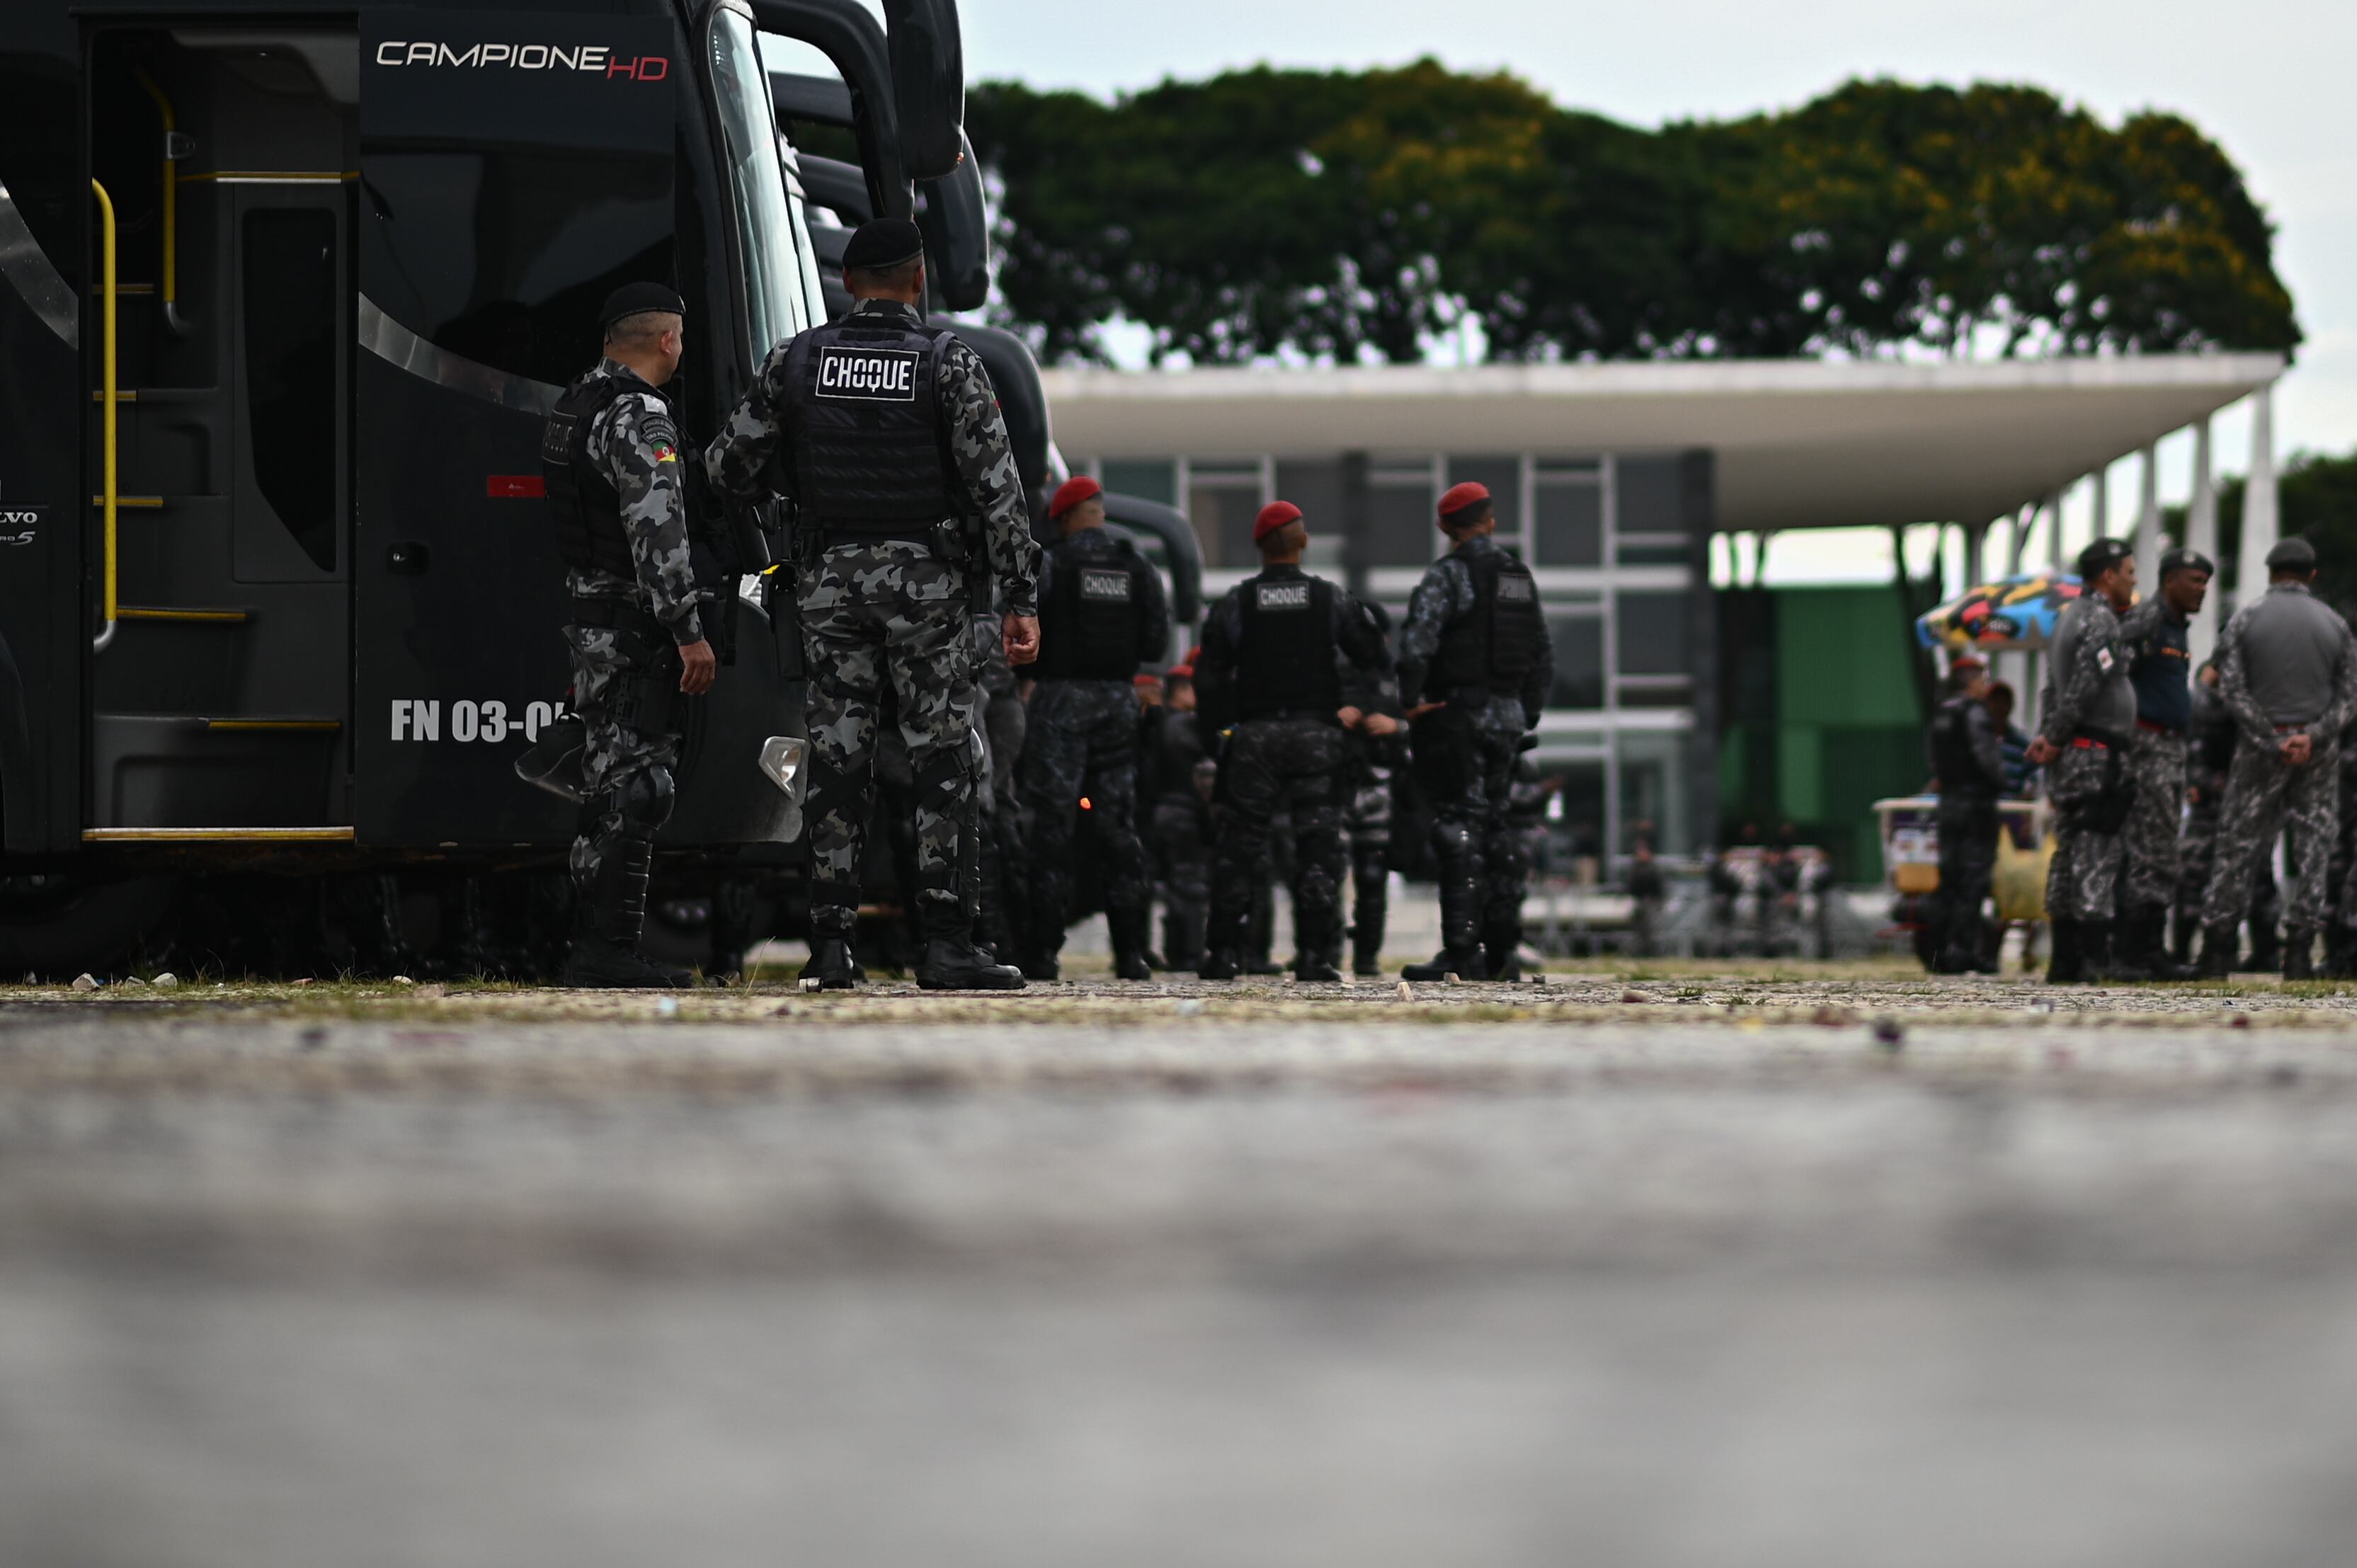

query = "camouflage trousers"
[
  {"left": 2045, "top": 743, "right": 2125, "bottom": 925},
  {"left": 1210, "top": 719, "right": 1348, "bottom": 960},
  {"left": 1018, "top": 678, "right": 1151, "bottom": 954},
  {"left": 2200, "top": 739, "right": 2339, "bottom": 933},
  {"left": 1410, "top": 694, "right": 1531, "bottom": 946},
  {"left": 562, "top": 622, "right": 680, "bottom": 889},
  {"left": 1934, "top": 799, "right": 1998, "bottom": 964},
  {"left": 799, "top": 542, "right": 981, "bottom": 925},
  {"left": 2178, "top": 799, "right": 2279, "bottom": 940},
  {"left": 1345, "top": 757, "right": 1394, "bottom": 953},
  {"left": 2120, "top": 728, "right": 2187, "bottom": 912}
]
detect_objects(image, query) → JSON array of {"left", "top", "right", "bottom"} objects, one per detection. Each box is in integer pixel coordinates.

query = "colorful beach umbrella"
[{"left": 1916, "top": 571, "right": 2084, "bottom": 653}]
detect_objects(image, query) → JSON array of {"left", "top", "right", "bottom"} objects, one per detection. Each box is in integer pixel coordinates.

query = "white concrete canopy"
[{"left": 1043, "top": 353, "right": 2286, "bottom": 533}]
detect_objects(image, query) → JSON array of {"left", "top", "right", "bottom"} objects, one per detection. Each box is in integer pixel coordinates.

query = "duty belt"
[
  {"left": 2135, "top": 718, "right": 2184, "bottom": 734},
  {"left": 2069, "top": 725, "right": 2130, "bottom": 752}
]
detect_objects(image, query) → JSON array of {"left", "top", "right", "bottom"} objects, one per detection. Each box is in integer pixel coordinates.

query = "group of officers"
[
  {"left": 1927, "top": 530, "right": 2357, "bottom": 982},
  {"left": 538, "top": 218, "right": 1554, "bottom": 989}
]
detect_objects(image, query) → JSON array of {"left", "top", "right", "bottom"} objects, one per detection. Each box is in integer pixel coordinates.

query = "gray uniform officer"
[
  {"left": 2194, "top": 537, "right": 2357, "bottom": 979},
  {"left": 1019, "top": 475, "right": 1170, "bottom": 980},
  {"left": 1396, "top": 481, "right": 1555, "bottom": 983},
  {"left": 2112, "top": 546, "right": 2212, "bottom": 978},
  {"left": 1193, "top": 501, "right": 1392, "bottom": 980},
  {"left": 704, "top": 219, "right": 1043, "bottom": 991},
  {"left": 539, "top": 282, "right": 718, "bottom": 988},
  {"left": 2027, "top": 537, "right": 2138, "bottom": 984}
]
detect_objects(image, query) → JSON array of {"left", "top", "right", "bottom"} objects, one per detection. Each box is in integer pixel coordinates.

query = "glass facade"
[{"left": 1081, "top": 446, "right": 1711, "bottom": 854}]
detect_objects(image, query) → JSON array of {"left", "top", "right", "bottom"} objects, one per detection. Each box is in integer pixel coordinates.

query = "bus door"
[{"left": 355, "top": 9, "right": 678, "bottom": 847}]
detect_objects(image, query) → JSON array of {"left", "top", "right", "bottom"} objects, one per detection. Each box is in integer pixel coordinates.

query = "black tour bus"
[{"left": 0, "top": 0, "right": 1199, "bottom": 977}]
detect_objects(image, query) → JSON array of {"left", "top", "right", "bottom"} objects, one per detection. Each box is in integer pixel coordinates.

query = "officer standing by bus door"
[
  {"left": 540, "top": 283, "right": 717, "bottom": 988},
  {"left": 1018, "top": 476, "right": 1170, "bottom": 980},
  {"left": 2193, "top": 537, "right": 2357, "bottom": 980},
  {"left": 1396, "top": 481, "right": 1555, "bottom": 983},
  {"left": 1925, "top": 656, "right": 2003, "bottom": 973},
  {"left": 2112, "top": 546, "right": 2211, "bottom": 978},
  {"left": 1192, "top": 502, "right": 1391, "bottom": 981},
  {"left": 705, "top": 219, "right": 1041, "bottom": 991},
  {"left": 2024, "top": 538, "right": 2139, "bottom": 985}
]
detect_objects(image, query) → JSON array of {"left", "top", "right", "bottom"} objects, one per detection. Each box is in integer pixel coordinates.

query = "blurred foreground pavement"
[{"left": 4, "top": 988, "right": 2357, "bottom": 1566}]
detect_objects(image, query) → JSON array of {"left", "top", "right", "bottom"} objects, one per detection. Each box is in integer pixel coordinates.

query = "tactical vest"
[
  {"left": 540, "top": 372, "right": 656, "bottom": 578},
  {"left": 1930, "top": 696, "right": 1994, "bottom": 801},
  {"left": 2128, "top": 612, "right": 2193, "bottom": 731},
  {"left": 1233, "top": 570, "right": 1341, "bottom": 721},
  {"left": 1035, "top": 534, "right": 1148, "bottom": 681},
  {"left": 1151, "top": 709, "right": 1206, "bottom": 803},
  {"left": 780, "top": 314, "right": 959, "bottom": 533},
  {"left": 1428, "top": 545, "right": 1546, "bottom": 695}
]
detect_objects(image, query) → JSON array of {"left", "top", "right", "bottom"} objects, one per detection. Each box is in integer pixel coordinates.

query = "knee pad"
[
  {"left": 612, "top": 765, "right": 675, "bottom": 832},
  {"left": 1430, "top": 818, "right": 1478, "bottom": 862}
]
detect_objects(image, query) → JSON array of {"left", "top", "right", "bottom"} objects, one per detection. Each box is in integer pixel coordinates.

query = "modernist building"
[{"left": 1046, "top": 353, "right": 2288, "bottom": 862}]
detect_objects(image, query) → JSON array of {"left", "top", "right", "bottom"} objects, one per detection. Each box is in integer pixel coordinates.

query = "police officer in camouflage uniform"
[
  {"left": 1019, "top": 476, "right": 1170, "bottom": 980},
  {"left": 2176, "top": 660, "right": 2281, "bottom": 970},
  {"left": 2113, "top": 546, "right": 2213, "bottom": 978},
  {"left": 1340, "top": 600, "right": 1408, "bottom": 976},
  {"left": 704, "top": 219, "right": 1041, "bottom": 990},
  {"left": 1194, "top": 501, "right": 1391, "bottom": 980},
  {"left": 2026, "top": 537, "right": 2139, "bottom": 984},
  {"left": 1397, "top": 481, "right": 1556, "bottom": 983},
  {"left": 1926, "top": 657, "right": 2003, "bottom": 973},
  {"left": 2194, "top": 537, "right": 2357, "bottom": 980},
  {"left": 539, "top": 283, "right": 719, "bottom": 988}
]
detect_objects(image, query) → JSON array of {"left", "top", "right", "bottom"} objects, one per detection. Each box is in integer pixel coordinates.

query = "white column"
[
  {"left": 2091, "top": 465, "right": 2110, "bottom": 545},
  {"left": 2188, "top": 417, "right": 2220, "bottom": 670},
  {"left": 2239, "top": 383, "right": 2280, "bottom": 598},
  {"left": 2132, "top": 445, "right": 2161, "bottom": 592},
  {"left": 2004, "top": 506, "right": 2029, "bottom": 575},
  {"left": 1965, "top": 517, "right": 1991, "bottom": 588}
]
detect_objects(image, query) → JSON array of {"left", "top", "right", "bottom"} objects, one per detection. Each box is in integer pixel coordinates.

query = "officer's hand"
[
  {"left": 1406, "top": 701, "right": 1447, "bottom": 720},
  {"left": 2024, "top": 736, "right": 2059, "bottom": 765},
  {"left": 678, "top": 639, "right": 717, "bottom": 695},
  {"left": 1337, "top": 705, "right": 1364, "bottom": 729},
  {"left": 1004, "top": 614, "right": 1041, "bottom": 666},
  {"left": 1363, "top": 713, "right": 1402, "bottom": 738},
  {"left": 2282, "top": 733, "right": 2313, "bottom": 766}
]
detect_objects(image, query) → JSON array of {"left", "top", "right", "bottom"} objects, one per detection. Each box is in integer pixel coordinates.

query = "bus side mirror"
[
  {"left": 918, "top": 129, "right": 988, "bottom": 312},
  {"left": 879, "top": 0, "right": 964, "bottom": 181}
]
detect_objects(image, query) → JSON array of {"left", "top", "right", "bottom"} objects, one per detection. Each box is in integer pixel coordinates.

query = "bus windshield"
[{"left": 707, "top": 8, "right": 816, "bottom": 357}]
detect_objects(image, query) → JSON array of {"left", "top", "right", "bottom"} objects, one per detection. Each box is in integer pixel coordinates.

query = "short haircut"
[
  {"left": 1944, "top": 664, "right": 1983, "bottom": 695},
  {"left": 845, "top": 254, "right": 924, "bottom": 293},
  {"left": 1257, "top": 519, "right": 1306, "bottom": 556},
  {"left": 1444, "top": 499, "right": 1494, "bottom": 532},
  {"left": 1987, "top": 680, "right": 2015, "bottom": 705},
  {"left": 605, "top": 309, "right": 681, "bottom": 347}
]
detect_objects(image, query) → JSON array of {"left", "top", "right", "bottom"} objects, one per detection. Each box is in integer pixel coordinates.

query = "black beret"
[
  {"left": 842, "top": 217, "right": 925, "bottom": 272},
  {"left": 2266, "top": 536, "right": 2318, "bottom": 570},
  {"left": 599, "top": 281, "right": 685, "bottom": 331},
  {"left": 2074, "top": 536, "right": 2133, "bottom": 580},
  {"left": 2159, "top": 546, "right": 2215, "bottom": 580}
]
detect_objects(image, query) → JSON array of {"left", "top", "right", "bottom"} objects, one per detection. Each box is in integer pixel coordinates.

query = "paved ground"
[{"left": 7, "top": 964, "right": 2357, "bottom": 1567}]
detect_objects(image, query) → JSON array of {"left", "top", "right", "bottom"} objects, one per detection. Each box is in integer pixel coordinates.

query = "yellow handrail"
[
  {"left": 132, "top": 66, "right": 183, "bottom": 333},
  {"left": 92, "top": 178, "right": 118, "bottom": 653}
]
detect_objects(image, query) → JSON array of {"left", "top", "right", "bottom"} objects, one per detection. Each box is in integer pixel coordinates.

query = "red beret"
[
  {"left": 1438, "top": 481, "right": 1491, "bottom": 527},
  {"left": 1133, "top": 672, "right": 1163, "bottom": 688},
  {"left": 1049, "top": 474, "right": 1102, "bottom": 520},
  {"left": 1167, "top": 663, "right": 1194, "bottom": 681},
  {"left": 1253, "top": 500, "right": 1303, "bottom": 542}
]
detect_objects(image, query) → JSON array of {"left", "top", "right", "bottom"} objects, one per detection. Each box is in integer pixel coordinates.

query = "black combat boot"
[
  {"left": 2242, "top": 920, "right": 2281, "bottom": 974},
  {"left": 2169, "top": 913, "right": 2197, "bottom": 969},
  {"left": 1197, "top": 949, "right": 1242, "bottom": 980},
  {"left": 2043, "top": 917, "right": 2084, "bottom": 985},
  {"left": 1482, "top": 915, "right": 1526, "bottom": 983},
  {"left": 798, "top": 905, "right": 865, "bottom": 990},
  {"left": 2284, "top": 926, "right": 2317, "bottom": 982},
  {"left": 562, "top": 831, "right": 695, "bottom": 988},
  {"left": 2195, "top": 923, "right": 2240, "bottom": 980},
  {"left": 914, "top": 901, "right": 1025, "bottom": 990},
  {"left": 1164, "top": 904, "right": 1206, "bottom": 975},
  {"left": 2327, "top": 922, "right": 2357, "bottom": 980},
  {"left": 2079, "top": 920, "right": 2116, "bottom": 983},
  {"left": 1406, "top": 852, "right": 1486, "bottom": 981},
  {"left": 1108, "top": 907, "right": 1154, "bottom": 983},
  {"left": 2108, "top": 906, "right": 2185, "bottom": 982},
  {"left": 1351, "top": 934, "right": 1384, "bottom": 978}
]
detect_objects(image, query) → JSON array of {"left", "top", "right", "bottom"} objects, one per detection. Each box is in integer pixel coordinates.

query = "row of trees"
[{"left": 964, "top": 67, "right": 2300, "bottom": 368}]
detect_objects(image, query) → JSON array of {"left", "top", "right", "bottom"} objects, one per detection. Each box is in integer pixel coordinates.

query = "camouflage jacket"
[
  {"left": 2036, "top": 593, "right": 2133, "bottom": 746},
  {"left": 566, "top": 358, "right": 702, "bottom": 646},
  {"left": 1396, "top": 533, "right": 1554, "bottom": 718},
  {"left": 702, "top": 299, "right": 1041, "bottom": 616}
]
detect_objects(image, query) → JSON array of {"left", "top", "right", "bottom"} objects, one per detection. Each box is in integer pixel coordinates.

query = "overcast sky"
[{"left": 805, "top": 0, "right": 2354, "bottom": 578}]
